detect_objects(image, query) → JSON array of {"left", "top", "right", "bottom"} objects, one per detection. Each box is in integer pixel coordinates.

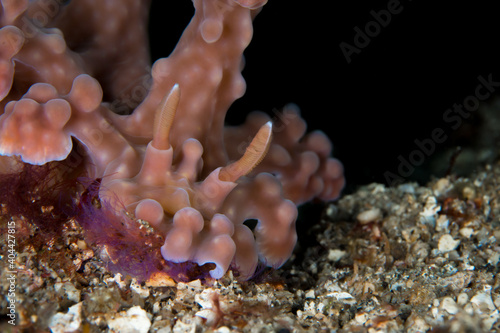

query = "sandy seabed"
[{"left": 1, "top": 157, "right": 499, "bottom": 332}]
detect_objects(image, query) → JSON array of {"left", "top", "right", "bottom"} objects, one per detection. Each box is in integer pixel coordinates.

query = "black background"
[{"left": 149, "top": 0, "right": 500, "bottom": 192}]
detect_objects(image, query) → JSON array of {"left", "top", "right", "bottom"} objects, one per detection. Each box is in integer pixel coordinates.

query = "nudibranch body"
[{"left": 0, "top": 0, "right": 344, "bottom": 280}]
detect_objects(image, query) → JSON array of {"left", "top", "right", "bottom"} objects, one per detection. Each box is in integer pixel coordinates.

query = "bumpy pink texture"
[{"left": 0, "top": 0, "right": 344, "bottom": 279}]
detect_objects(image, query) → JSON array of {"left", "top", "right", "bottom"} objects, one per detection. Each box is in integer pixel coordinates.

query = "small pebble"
[
  {"left": 49, "top": 302, "right": 82, "bottom": 333},
  {"left": 327, "top": 249, "right": 346, "bottom": 262},
  {"left": 107, "top": 306, "right": 151, "bottom": 333},
  {"left": 305, "top": 290, "right": 315, "bottom": 299},
  {"left": 357, "top": 208, "right": 382, "bottom": 224},
  {"left": 438, "top": 234, "right": 460, "bottom": 253}
]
